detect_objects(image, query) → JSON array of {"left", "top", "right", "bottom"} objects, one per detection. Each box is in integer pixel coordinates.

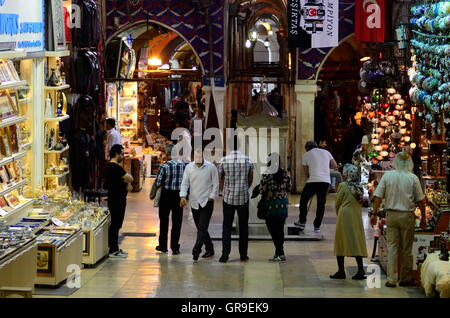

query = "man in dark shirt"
[
  {"left": 105, "top": 144, "right": 134, "bottom": 258},
  {"left": 154, "top": 145, "right": 187, "bottom": 254}
]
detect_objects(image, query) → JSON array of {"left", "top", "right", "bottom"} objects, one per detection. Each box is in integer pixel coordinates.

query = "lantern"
[
  {"left": 377, "top": 155, "right": 384, "bottom": 160},
  {"left": 393, "top": 93, "right": 402, "bottom": 100},
  {"left": 376, "top": 127, "right": 384, "bottom": 134},
  {"left": 410, "top": 142, "right": 417, "bottom": 149},
  {"left": 387, "top": 88, "right": 396, "bottom": 94},
  {"left": 387, "top": 116, "right": 396, "bottom": 122},
  {"left": 381, "top": 151, "right": 389, "bottom": 157},
  {"left": 405, "top": 114, "right": 411, "bottom": 120},
  {"left": 400, "top": 121, "right": 407, "bottom": 127},
  {"left": 371, "top": 134, "right": 378, "bottom": 139},
  {"left": 371, "top": 139, "right": 380, "bottom": 145},
  {"left": 400, "top": 128, "right": 407, "bottom": 134},
  {"left": 365, "top": 103, "right": 372, "bottom": 110},
  {"left": 375, "top": 145, "right": 383, "bottom": 152},
  {"left": 381, "top": 121, "right": 389, "bottom": 127},
  {"left": 404, "top": 136, "right": 411, "bottom": 142},
  {"left": 393, "top": 110, "right": 400, "bottom": 116},
  {"left": 382, "top": 144, "right": 389, "bottom": 150},
  {"left": 395, "top": 105, "right": 403, "bottom": 110},
  {"left": 397, "top": 99, "right": 405, "bottom": 105}
]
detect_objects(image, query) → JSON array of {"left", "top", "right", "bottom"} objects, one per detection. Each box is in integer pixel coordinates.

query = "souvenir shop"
[
  {"left": 104, "top": 22, "right": 205, "bottom": 179},
  {"left": 0, "top": 0, "right": 111, "bottom": 295},
  {"left": 354, "top": 0, "right": 450, "bottom": 283}
]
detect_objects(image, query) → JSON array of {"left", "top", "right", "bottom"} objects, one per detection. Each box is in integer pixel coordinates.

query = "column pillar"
[{"left": 294, "top": 80, "right": 317, "bottom": 193}]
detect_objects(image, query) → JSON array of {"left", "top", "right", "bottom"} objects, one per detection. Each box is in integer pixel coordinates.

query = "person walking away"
[
  {"left": 105, "top": 144, "right": 134, "bottom": 258},
  {"left": 370, "top": 152, "right": 426, "bottom": 287},
  {"left": 330, "top": 164, "right": 367, "bottom": 280},
  {"left": 295, "top": 141, "right": 338, "bottom": 233},
  {"left": 106, "top": 118, "right": 122, "bottom": 159},
  {"left": 180, "top": 150, "right": 219, "bottom": 261},
  {"left": 218, "top": 139, "right": 254, "bottom": 263},
  {"left": 257, "top": 153, "right": 291, "bottom": 261},
  {"left": 154, "top": 144, "right": 187, "bottom": 255}
]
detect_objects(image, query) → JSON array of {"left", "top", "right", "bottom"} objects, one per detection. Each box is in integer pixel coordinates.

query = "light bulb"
[{"left": 404, "top": 136, "right": 411, "bottom": 142}]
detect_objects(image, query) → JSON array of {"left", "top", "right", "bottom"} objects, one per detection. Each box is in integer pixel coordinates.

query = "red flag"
[{"left": 355, "top": 0, "right": 389, "bottom": 42}]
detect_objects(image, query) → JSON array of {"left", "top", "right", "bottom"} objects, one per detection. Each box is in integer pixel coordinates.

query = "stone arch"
[{"left": 105, "top": 20, "right": 206, "bottom": 75}]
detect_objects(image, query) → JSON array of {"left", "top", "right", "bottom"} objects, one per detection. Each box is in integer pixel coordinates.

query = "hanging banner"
[
  {"left": 288, "top": 0, "right": 339, "bottom": 49},
  {"left": 355, "top": 0, "right": 389, "bottom": 42},
  {"left": 0, "top": 0, "right": 45, "bottom": 52}
]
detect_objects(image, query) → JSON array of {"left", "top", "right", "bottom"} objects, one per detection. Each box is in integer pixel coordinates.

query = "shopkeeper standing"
[
  {"left": 105, "top": 144, "right": 134, "bottom": 258},
  {"left": 106, "top": 118, "right": 122, "bottom": 160}
]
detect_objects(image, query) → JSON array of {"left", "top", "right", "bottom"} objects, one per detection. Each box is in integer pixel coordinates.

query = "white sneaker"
[
  {"left": 314, "top": 228, "right": 321, "bottom": 233},
  {"left": 109, "top": 250, "right": 128, "bottom": 258}
]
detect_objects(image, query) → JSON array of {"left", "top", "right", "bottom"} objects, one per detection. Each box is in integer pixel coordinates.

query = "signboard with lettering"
[
  {"left": 0, "top": 0, "right": 45, "bottom": 52},
  {"left": 355, "top": 0, "right": 389, "bottom": 42},
  {"left": 288, "top": 0, "right": 339, "bottom": 49}
]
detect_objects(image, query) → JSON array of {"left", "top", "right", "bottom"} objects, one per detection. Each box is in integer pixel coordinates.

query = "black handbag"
[{"left": 257, "top": 198, "right": 268, "bottom": 220}]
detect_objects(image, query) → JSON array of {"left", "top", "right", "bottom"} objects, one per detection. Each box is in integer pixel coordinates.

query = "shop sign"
[
  {"left": 288, "top": 0, "right": 339, "bottom": 49},
  {"left": 355, "top": 0, "right": 389, "bottom": 42},
  {"left": 0, "top": 0, "right": 45, "bottom": 52}
]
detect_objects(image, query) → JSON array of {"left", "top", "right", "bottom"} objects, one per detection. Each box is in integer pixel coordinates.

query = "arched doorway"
[
  {"left": 104, "top": 21, "right": 205, "bottom": 174},
  {"left": 314, "top": 34, "right": 365, "bottom": 165}
]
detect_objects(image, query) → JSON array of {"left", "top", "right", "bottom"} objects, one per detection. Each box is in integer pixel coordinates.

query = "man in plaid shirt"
[
  {"left": 218, "top": 139, "right": 254, "bottom": 263},
  {"left": 154, "top": 145, "right": 187, "bottom": 255}
]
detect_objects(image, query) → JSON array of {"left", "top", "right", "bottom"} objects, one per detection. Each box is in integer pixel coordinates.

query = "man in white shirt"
[
  {"left": 180, "top": 149, "right": 219, "bottom": 261},
  {"left": 106, "top": 118, "right": 122, "bottom": 159},
  {"left": 295, "top": 141, "right": 338, "bottom": 233},
  {"left": 371, "top": 152, "right": 426, "bottom": 288}
]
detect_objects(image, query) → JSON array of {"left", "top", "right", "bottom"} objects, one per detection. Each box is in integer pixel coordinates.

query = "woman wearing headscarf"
[{"left": 330, "top": 164, "right": 368, "bottom": 280}]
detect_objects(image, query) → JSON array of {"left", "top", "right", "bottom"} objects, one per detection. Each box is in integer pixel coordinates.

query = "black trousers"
[
  {"left": 192, "top": 201, "right": 214, "bottom": 254},
  {"left": 158, "top": 189, "right": 183, "bottom": 251},
  {"left": 108, "top": 199, "right": 126, "bottom": 253},
  {"left": 265, "top": 217, "right": 286, "bottom": 256},
  {"left": 299, "top": 182, "right": 330, "bottom": 229},
  {"left": 222, "top": 201, "right": 249, "bottom": 258}
]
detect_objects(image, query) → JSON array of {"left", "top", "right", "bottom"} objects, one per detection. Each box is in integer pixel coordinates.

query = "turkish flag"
[{"left": 355, "top": 0, "right": 389, "bottom": 42}]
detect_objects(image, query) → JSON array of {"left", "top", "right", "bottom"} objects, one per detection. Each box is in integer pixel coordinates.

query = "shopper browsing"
[
  {"left": 154, "top": 144, "right": 187, "bottom": 255},
  {"left": 370, "top": 152, "right": 426, "bottom": 288},
  {"left": 330, "top": 164, "right": 367, "bottom": 280},
  {"left": 256, "top": 153, "right": 292, "bottom": 262},
  {"left": 295, "top": 141, "right": 338, "bottom": 233},
  {"left": 105, "top": 144, "right": 134, "bottom": 258},
  {"left": 218, "top": 138, "right": 254, "bottom": 263},
  {"left": 105, "top": 118, "right": 122, "bottom": 160},
  {"left": 180, "top": 149, "right": 219, "bottom": 261}
]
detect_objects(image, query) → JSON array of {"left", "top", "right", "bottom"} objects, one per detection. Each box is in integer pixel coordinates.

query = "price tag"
[{"left": 51, "top": 217, "right": 65, "bottom": 227}]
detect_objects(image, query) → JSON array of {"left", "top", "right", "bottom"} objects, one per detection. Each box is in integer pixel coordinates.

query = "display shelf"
[
  {"left": 0, "top": 199, "right": 34, "bottom": 223},
  {"left": 0, "top": 180, "right": 27, "bottom": 197},
  {"left": 44, "top": 51, "right": 70, "bottom": 58},
  {"left": 20, "top": 142, "right": 32, "bottom": 151},
  {"left": 44, "top": 171, "right": 69, "bottom": 178},
  {"left": 44, "top": 146, "right": 69, "bottom": 154},
  {"left": 44, "top": 114, "right": 70, "bottom": 122},
  {"left": 82, "top": 215, "right": 110, "bottom": 265},
  {"left": 0, "top": 51, "right": 27, "bottom": 60},
  {"left": 18, "top": 98, "right": 32, "bottom": 105},
  {"left": 0, "top": 237, "right": 37, "bottom": 291},
  {"left": 44, "top": 84, "right": 70, "bottom": 91},
  {"left": 0, "top": 116, "right": 28, "bottom": 128},
  {"left": 0, "top": 151, "right": 26, "bottom": 167},
  {"left": 35, "top": 230, "right": 83, "bottom": 286},
  {"left": 0, "top": 80, "right": 28, "bottom": 91}
]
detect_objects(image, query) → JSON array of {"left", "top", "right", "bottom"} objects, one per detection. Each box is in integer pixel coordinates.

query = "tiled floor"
[{"left": 36, "top": 179, "right": 426, "bottom": 298}]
